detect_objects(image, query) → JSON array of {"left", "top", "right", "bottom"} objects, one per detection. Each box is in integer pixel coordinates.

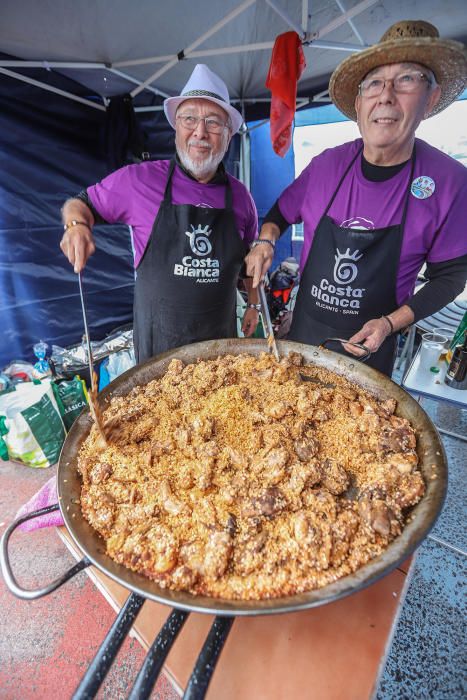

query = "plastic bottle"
[
  {"left": 0, "top": 373, "right": 11, "bottom": 392},
  {"left": 33, "top": 341, "right": 51, "bottom": 378}
]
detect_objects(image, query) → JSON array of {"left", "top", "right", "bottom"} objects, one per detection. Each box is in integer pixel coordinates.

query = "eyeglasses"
[
  {"left": 176, "top": 114, "right": 229, "bottom": 134},
  {"left": 359, "top": 71, "right": 432, "bottom": 98}
]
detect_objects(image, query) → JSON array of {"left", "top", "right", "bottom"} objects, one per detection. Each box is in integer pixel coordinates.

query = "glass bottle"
[{"left": 444, "top": 331, "right": 467, "bottom": 390}]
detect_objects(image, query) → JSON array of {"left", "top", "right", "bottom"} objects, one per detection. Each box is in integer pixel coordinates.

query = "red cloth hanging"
[{"left": 266, "top": 31, "right": 306, "bottom": 157}]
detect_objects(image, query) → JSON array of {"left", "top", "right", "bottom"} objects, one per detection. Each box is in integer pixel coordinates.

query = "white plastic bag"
[
  {"left": 0, "top": 379, "right": 66, "bottom": 468},
  {"left": 107, "top": 349, "right": 135, "bottom": 382}
]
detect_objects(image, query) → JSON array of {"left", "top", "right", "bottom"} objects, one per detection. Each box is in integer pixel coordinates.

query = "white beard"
[{"left": 176, "top": 137, "right": 228, "bottom": 181}]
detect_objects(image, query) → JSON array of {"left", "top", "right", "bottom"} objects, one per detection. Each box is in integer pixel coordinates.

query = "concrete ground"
[{"left": 0, "top": 461, "right": 179, "bottom": 700}]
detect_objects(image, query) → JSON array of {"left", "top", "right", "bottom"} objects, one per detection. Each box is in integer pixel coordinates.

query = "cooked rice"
[{"left": 78, "top": 352, "right": 424, "bottom": 600}]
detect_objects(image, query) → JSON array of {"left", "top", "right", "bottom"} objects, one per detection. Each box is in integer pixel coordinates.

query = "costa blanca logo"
[
  {"left": 174, "top": 224, "right": 219, "bottom": 283},
  {"left": 185, "top": 224, "right": 212, "bottom": 256},
  {"left": 311, "top": 247, "right": 365, "bottom": 315},
  {"left": 333, "top": 248, "right": 362, "bottom": 285}
]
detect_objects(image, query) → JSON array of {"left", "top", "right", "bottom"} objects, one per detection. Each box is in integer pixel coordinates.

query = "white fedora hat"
[{"left": 164, "top": 64, "right": 243, "bottom": 134}]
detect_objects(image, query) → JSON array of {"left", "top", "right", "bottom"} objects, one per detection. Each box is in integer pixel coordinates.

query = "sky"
[{"left": 293, "top": 99, "right": 467, "bottom": 176}]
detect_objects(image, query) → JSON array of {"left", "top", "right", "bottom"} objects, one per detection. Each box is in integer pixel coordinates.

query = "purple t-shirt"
[
  {"left": 278, "top": 138, "right": 467, "bottom": 306},
  {"left": 87, "top": 160, "right": 258, "bottom": 267}
]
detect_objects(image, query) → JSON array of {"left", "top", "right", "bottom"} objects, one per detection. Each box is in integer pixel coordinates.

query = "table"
[
  {"left": 402, "top": 347, "right": 466, "bottom": 440},
  {"left": 58, "top": 528, "right": 413, "bottom": 700},
  {"left": 396, "top": 293, "right": 467, "bottom": 375}
]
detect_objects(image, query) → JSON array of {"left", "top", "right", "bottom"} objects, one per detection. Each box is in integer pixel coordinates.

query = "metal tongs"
[
  {"left": 78, "top": 272, "right": 108, "bottom": 445},
  {"left": 258, "top": 281, "right": 280, "bottom": 361}
]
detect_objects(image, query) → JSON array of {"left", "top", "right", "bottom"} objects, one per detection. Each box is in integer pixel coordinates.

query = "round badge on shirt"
[{"left": 411, "top": 176, "right": 435, "bottom": 199}]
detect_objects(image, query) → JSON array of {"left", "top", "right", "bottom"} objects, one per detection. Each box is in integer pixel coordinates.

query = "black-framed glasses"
[
  {"left": 358, "top": 71, "right": 432, "bottom": 98},
  {"left": 176, "top": 114, "right": 228, "bottom": 134}
]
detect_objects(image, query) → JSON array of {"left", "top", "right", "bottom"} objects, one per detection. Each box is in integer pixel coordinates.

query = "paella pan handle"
[
  {"left": 72, "top": 591, "right": 146, "bottom": 700},
  {"left": 183, "top": 615, "right": 235, "bottom": 700},
  {"left": 127, "top": 608, "right": 190, "bottom": 700},
  {"left": 321, "top": 337, "right": 372, "bottom": 362},
  {"left": 0, "top": 505, "right": 91, "bottom": 600}
]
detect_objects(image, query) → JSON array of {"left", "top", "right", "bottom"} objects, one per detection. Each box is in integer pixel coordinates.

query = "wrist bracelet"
[
  {"left": 250, "top": 239, "right": 275, "bottom": 251},
  {"left": 63, "top": 220, "right": 92, "bottom": 232},
  {"left": 382, "top": 315, "right": 394, "bottom": 334},
  {"left": 247, "top": 303, "right": 261, "bottom": 311}
]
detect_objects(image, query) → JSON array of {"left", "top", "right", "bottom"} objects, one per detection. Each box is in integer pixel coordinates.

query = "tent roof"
[{"left": 1, "top": 0, "right": 466, "bottom": 118}]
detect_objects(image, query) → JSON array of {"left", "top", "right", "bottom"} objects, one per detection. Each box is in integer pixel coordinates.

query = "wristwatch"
[
  {"left": 247, "top": 303, "right": 261, "bottom": 311},
  {"left": 250, "top": 239, "right": 275, "bottom": 251}
]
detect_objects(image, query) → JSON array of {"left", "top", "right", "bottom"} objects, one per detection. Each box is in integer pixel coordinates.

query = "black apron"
[
  {"left": 289, "top": 148, "right": 415, "bottom": 376},
  {"left": 133, "top": 159, "right": 246, "bottom": 362}
]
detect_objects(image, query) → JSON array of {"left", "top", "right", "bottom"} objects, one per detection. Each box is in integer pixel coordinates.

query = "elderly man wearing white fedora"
[
  {"left": 60, "top": 64, "right": 259, "bottom": 362},
  {"left": 247, "top": 20, "right": 467, "bottom": 376}
]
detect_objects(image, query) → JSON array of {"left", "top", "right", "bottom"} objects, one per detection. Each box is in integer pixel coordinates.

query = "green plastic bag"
[
  {"left": 0, "top": 379, "right": 66, "bottom": 468},
  {"left": 52, "top": 376, "right": 88, "bottom": 431}
]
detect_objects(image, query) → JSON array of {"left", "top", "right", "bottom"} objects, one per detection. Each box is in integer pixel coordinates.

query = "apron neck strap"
[
  {"left": 163, "top": 158, "right": 177, "bottom": 202},
  {"left": 224, "top": 175, "right": 232, "bottom": 209},
  {"left": 164, "top": 158, "right": 233, "bottom": 209},
  {"left": 322, "top": 147, "right": 361, "bottom": 217}
]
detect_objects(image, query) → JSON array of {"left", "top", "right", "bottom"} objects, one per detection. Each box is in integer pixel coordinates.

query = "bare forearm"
[
  {"left": 259, "top": 222, "right": 281, "bottom": 244},
  {"left": 244, "top": 277, "right": 259, "bottom": 304},
  {"left": 61, "top": 198, "right": 95, "bottom": 228},
  {"left": 385, "top": 305, "right": 415, "bottom": 334}
]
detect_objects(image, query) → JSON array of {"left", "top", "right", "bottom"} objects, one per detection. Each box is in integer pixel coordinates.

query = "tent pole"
[
  {"left": 0, "top": 67, "right": 106, "bottom": 111},
  {"left": 265, "top": 0, "right": 305, "bottom": 38},
  {"left": 117, "top": 34, "right": 362, "bottom": 73},
  {"left": 302, "top": 0, "right": 309, "bottom": 34},
  {"left": 0, "top": 61, "right": 106, "bottom": 69},
  {"left": 108, "top": 68, "right": 170, "bottom": 98},
  {"left": 307, "top": 0, "right": 378, "bottom": 42},
  {"left": 130, "top": 0, "right": 257, "bottom": 97},
  {"left": 189, "top": 42, "right": 272, "bottom": 57},
  {"left": 334, "top": 0, "right": 366, "bottom": 46},
  {"left": 305, "top": 39, "right": 366, "bottom": 51},
  {"left": 134, "top": 106, "right": 165, "bottom": 112},
  {"left": 114, "top": 54, "right": 175, "bottom": 68},
  {"left": 114, "top": 43, "right": 272, "bottom": 69},
  {"left": 190, "top": 38, "right": 369, "bottom": 55}
]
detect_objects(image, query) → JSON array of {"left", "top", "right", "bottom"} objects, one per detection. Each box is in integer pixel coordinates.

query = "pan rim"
[{"left": 58, "top": 338, "right": 447, "bottom": 615}]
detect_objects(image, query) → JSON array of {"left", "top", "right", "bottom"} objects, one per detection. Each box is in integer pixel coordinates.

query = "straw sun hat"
[{"left": 329, "top": 20, "right": 467, "bottom": 121}]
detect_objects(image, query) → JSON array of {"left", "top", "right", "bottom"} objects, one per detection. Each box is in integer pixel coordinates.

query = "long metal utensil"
[
  {"left": 258, "top": 281, "right": 280, "bottom": 361},
  {"left": 78, "top": 272, "right": 108, "bottom": 444}
]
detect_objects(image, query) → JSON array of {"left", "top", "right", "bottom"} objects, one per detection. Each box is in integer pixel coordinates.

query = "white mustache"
[{"left": 188, "top": 139, "right": 212, "bottom": 149}]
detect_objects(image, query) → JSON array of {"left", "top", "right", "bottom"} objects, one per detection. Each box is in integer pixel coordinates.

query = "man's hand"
[
  {"left": 244, "top": 222, "right": 280, "bottom": 288},
  {"left": 241, "top": 308, "right": 259, "bottom": 337},
  {"left": 245, "top": 244, "right": 274, "bottom": 288},
  {"left": 60, "top": 224, "right": 96, "bottom": 273},
  {"left": 60, "top": 198, "right": 96, "bottom": 273},
  {"left": 346, "top": 317, "right": 391, "bottom": 356}
]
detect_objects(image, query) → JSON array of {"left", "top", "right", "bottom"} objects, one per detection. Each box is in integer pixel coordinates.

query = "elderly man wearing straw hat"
[
  {"left": 60, "top": 64, "right": 260, "bottom": 362},
  {"left": 247, "top": 20, "right": 467, "bottom": 376}
]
